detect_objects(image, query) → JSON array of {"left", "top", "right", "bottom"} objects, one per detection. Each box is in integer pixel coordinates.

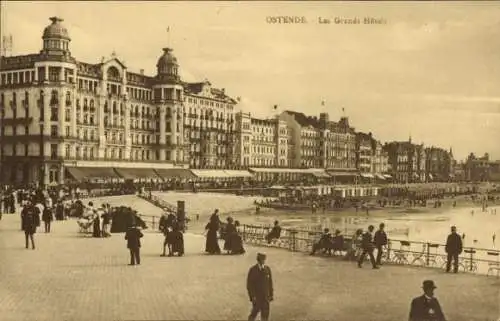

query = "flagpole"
[{"left": 167, "top": 27, "right": 171, "bottom": 47}]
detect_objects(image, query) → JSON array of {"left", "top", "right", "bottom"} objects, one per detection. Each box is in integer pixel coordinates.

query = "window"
[
  {"left": 65, "top": 144, "right": 70, "bottom": 158},
  {"left": 65, "top": 126, "right": 70, "bottom": 137},
  {"left": 50, "top": 107, "right": 58, "bottom": 121},
  {"left": 50, "top": 125, "right": 58, "bottom": 137},
  {"left": 50, "top": 144, "right": 58, "bottom": 159}
]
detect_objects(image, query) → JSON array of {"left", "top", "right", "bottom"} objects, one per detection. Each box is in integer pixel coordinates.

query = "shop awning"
[
  {"left": 327, "top": 171, "right": 359, "bottom": 176},
  {"left": 360, "top": 173, "right": 375, "bottom": 178},
  {"left": 113, "top": 168, "right": 160, "bottom": 180},
  {"left": 311, "top": 171, "right": 331, "bottom": 178},
  {"left": 154, "top": 168, "right": 196, "bottom": 180},
  {"left": 223, "top": 170, "right": 254, "bottom": 178},
  {"left": 249, "top": 168, "right": 308, "bottom": 174},
  {"left": 383, "top": 174, "right": 392, "bottom": 179},
  {"left": 190, "top": 170, "right": 230, "bottom": 178},
  {"left": 65, "top": 167, "right": 120, "bottom": 181},
  {"left": 375, "top": 174, "right": 386, "bottom": 180}
]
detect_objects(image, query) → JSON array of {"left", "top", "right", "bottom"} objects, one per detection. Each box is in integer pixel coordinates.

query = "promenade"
[{"left": 0, "top": 197, "right": 498, "bottom": 321}]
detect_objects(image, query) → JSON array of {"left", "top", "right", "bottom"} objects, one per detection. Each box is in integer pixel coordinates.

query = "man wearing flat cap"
[
  {"left": 409, "top": 280, "right": 446, "bottom": 321},
  {"left": 247, "top": 253, "right": 274, "bottom": 321}
]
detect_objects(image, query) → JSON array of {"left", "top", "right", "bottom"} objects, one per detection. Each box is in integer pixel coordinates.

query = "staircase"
[{"left": 138, "top": 192, "right": 177, "bottom": 214}]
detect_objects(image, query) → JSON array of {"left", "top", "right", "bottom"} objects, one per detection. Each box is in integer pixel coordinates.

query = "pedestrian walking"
[
  {"left": 247, "top": 253, "right": 274, "bottom": 321},
  {"left": 409, "top": 280, "right": 446, "bottom": 321},
  {"left": 125, "top": 224, "right": 143, "bottom": 266},
  {"left": 21, "top": 201, "right": 40, "bottom": 250},
  {"left": 445, "top": 226, "right": 462, "bottom": 273},
  {"left": 357, "top": 225, "right": 378, "bottom": 269},
  {"left": 374, "top": 223, "right": 388, "bottom": 265},
  {"left": 42, "top": 206, "right": 53, "bottom": 233}
]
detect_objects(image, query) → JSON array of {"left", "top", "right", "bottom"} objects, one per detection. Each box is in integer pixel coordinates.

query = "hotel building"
[
  {"left": 234, "top": 112, "right": 288, "bottom": 168},
  {"left": 0, "top": 17, "right": 237, "bottom": 185}
]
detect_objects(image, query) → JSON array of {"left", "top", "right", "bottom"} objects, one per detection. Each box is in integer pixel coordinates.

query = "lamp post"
[{"left": 39, "top": 121, "right": 45, "bottom": 189}]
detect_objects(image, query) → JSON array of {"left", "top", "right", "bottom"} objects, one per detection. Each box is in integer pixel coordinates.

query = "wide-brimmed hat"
[{"left": 422, "top": 280, "right": 437, "bottom": 289}]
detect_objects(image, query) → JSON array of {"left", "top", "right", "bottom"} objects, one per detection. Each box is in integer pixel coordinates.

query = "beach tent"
[{"left": 110, "top": 206, "right": 147, "bottom": 233}]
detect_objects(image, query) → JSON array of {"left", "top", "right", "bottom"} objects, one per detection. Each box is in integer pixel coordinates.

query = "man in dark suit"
[
  {"left": 357, "top": 225, "right": 378, "bottom": 269},
  {"left": 21, "top": 200, "right": 40, "bottom": 250},
  {"left": 409, "top": 280, "right": 446, "bottom": 321},
  {"left": 247, "top": 253, "right": 274, "bottom": 321},
  {"left": 374, "top": 223, "right": 388, "bottom": 265},
  {"left": 445, "top": 225, "right": 462, "bottom": 273},
  {"left": 125, "top": 224, "right": 144, "bottom": 266}
]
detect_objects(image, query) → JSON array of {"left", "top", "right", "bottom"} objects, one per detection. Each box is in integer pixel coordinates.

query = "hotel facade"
[{"left": 0, "top": 17, "right": 238, "bottom": 186}]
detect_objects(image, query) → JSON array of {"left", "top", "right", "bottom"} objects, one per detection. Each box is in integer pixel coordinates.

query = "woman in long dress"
[
  {"left": 205, "top": 212, "right": 221, "bottom": 254},
  {"left": 223, "top": 217, "right": 236, "bottom": 253},
  {"left": 231, "top": 220, "right": 245, "bottom": 255},
  {"left": 92, "top": 213, "right": 101, "bottom": 238}
]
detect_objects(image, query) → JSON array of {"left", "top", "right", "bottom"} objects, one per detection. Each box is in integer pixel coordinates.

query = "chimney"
[
  {"left": 140, "top": 69, "right": 144, "bottom": 75},
  {"left": 221, "top": 88, "right": 225, "bottom": 94}
]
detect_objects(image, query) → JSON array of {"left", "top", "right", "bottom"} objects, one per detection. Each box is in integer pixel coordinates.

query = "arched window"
[{"left": 107, "top": 66, "right": 121, "bottom": 81}]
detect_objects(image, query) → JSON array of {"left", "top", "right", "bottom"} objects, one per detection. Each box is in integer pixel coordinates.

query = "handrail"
[{"left": 239, "top": 223, "right": 500, "bottom": 276}]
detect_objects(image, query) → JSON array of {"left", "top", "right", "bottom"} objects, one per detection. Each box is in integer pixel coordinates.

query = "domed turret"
[
  {"left": 156, "top": 48, "right": 181, "bottom": 83},
  {"left": 43, "top": 17, "right": 70, "bottom": 41},
  {"left": 41, "top": 17, "right": 71, "bottom": 55}
]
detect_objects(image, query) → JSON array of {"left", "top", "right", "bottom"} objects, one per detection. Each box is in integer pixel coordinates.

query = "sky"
[{"left": 1, "top": 1, "right": 500, "bottom": 161}]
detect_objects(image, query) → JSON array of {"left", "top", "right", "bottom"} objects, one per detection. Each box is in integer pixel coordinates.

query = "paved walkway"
[{"left": 0, "top": 197, "right": 498, "bottom": 321}]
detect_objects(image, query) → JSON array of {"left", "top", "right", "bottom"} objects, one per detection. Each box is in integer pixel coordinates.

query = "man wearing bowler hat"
[
  {"left": 409, "top": 280, "right": 446, "bottom": 321},
  {"left": 247, "top": 253, "right": 274, "bottom": 321}
]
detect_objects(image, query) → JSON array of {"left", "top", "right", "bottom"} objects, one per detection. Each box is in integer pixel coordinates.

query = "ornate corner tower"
[{"left": 153, "top": 48, "right": 185, "bottom": 163}]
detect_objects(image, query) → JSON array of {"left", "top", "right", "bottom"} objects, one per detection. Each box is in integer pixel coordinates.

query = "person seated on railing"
[
  {"left": 310, "top": 228, "right": 333, "bottom": 256},
  {"left": 266, "top": 221, "right": 282, "bottom": 244},
  {"left": 224, "top": 217, "right": 237, "bottom": 254},
  {"left": 166, "top": 222, "right": 184, "bottom": 257},
  {"left": 344, "top": 229, "right": 363, "bottom": 261}
]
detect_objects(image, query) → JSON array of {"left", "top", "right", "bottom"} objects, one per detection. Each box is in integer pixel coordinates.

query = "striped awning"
[
  {"left": 113, "top": 168, "right": 160, "bottom": 180},
  {"left": 65, "top": 167, "right": 120, "bottom": 181},
  {"left": 190, "top": 170, "right": 230, "bottom": 178},
  {"left": 155, "top": 168, "right": 196, "bottom": 180},
  {"left": 223, "top": 170, "right": 254, "bottom": 178}
]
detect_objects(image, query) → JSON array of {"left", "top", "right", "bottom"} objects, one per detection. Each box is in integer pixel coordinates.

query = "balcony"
[{"left": 1, "top": 117, "right": 34, "bottom": 126}]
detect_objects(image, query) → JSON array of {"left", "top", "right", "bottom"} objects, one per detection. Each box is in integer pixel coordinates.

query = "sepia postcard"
[{"left": 0, "top": 1, "right": 499, "bottom": 321}]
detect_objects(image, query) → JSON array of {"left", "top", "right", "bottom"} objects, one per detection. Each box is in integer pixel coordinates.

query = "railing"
[
  {"left": 137, "top": 192, "right": 177, "bottom": 214},
  {"left": 240, "top": 224, "right": 500, "bottom": 277},
  {"left": 136, "top": 214, "right": 160, "bottom": 230}
]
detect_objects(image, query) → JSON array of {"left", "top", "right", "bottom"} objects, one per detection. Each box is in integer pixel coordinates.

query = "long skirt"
[{"left": 205, "top": 230, "right": 221, "bottom": 254}]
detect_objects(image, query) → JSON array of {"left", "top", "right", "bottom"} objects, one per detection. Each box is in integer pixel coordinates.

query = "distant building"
[
  {"left": 371, "top": 139, "right": 389, "bottom": 177},
  {"left": 234, "top": 112, "right": 288, "bottom": 168},
  {"left": 279, "top": 111, "right": 357, "bottom": 171},
  {"left": 383, "top": 138, "right": 424, "bottom": 183},
  {"left": 465, "top": 153, "right": 500, "bottom": 182},
  {"left": 425, "top": 147, "right": 454, "bottom": 182},
  {"left": 355, "top": 132, "right": 373, "bottom": 174}
]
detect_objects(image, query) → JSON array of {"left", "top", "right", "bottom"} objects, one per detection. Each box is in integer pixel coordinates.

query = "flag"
[
  {"left": 273, "top": 105, "right": 278, "bottom": 110},
  {"left": 342, "top": 107, "right": 345, "bottom": 112},
  {"left": 321, "top": 101, "right": 325, "bottom": 106},
  {"left": 167, "top": 26, "right": 170, "bottom": 32}
]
